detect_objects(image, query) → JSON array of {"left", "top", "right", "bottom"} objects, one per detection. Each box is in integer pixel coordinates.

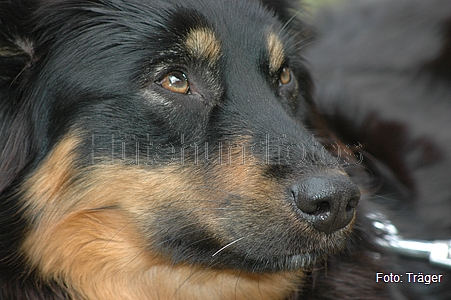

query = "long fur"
[
  {"left": 0, "top": 0, "right": 368, "bottom": 299},
  {"left": 2, "top": 0, "right": 449, "bottom": 299}
]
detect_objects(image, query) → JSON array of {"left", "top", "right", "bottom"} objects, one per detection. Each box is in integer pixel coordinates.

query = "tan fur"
[
  {"left": 184, "top": 28, "right": 222, "bottom": 63},
  {"left": 25, "top": 209, "right": 302, "bottom": 300},
  {"left": 267, "top": 32, "right": 285, "bottom": 73},
  {"left": 20, "top": 132, "right": 303, "bottom": 299},
  {"left": 20, "top": 132, "right": 80, "bottom": 217}
]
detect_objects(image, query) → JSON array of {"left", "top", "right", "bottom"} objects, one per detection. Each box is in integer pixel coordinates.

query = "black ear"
[
  {"left": 0, "top": 0, "right": 37, "bottom": 193},
  {"left": 259, "top": 0, "right": 307, "bottom": 32},
  {"left": 0, "top": 40, "right": 33, "bottom": 88},
  {"left": 0, "top": 0, "right": 35, "bottom": 88}
]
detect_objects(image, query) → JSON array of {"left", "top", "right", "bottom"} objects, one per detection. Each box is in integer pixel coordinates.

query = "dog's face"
[{"left": 1, "top": 0, "right": 360, "bottom": 297}]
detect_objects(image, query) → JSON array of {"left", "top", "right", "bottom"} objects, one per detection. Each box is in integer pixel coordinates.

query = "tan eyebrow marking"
[
  {"left": 267, "top": 31, "right": 285, "bottom": 73},
  {"left": 184, "top": 28, "right": 221, "bottom": 63}
]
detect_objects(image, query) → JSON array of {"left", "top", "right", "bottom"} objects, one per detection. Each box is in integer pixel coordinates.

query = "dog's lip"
[
  {"left": 250, "top": 253, "right": 322, "bottom": 271},
  {"left": 254, "top": 240, "right": 347, "bottom": 270}
]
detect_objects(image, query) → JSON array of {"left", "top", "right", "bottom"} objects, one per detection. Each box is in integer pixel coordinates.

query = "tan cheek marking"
[
  {"left": 20, "top": 132, "right": 81, "bottom": 219},
  {"left": 20, "top": 133, "right": 303, "bottom": 299},
  {"left": 267, "top": 32, "right": 285, "bottom": 73},
  {"left": 184, "top": 28, "right": 221, "bottom": 63},
  {"left": 25, "top": 209, "right": 302, "bottom": 299},
  {"left": 20, "top": 132, "right": 193, "bottom": 225}
]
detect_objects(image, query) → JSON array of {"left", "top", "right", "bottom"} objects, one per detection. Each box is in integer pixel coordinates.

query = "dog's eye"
[
  {"left": 159, "top": 71, "right": 190, "bottom": 94},
  {"left": 279, "top": 67, "right": 291, "bottom": 85}
]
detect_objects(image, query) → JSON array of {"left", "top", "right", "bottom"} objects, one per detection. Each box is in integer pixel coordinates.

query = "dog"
[
  {"left": 5, "top": 0, "right": 449, "bottom": 299},
  {"left": 0, "top": 0, "right": 371, "bottom": 299},
  {"left": 306, "top": 0, "right": 451, "bottom": 299}
]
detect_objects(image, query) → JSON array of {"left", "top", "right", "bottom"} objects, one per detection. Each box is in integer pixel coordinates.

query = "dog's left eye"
[
  {"left": 159, "top": 71, "right": 190, "bottom": 94},
  {"left": 279, "top": 67, "right": 291, "bottom": 85}
]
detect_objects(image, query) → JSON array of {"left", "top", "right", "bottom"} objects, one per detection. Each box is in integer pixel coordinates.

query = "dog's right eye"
[
  {"left": 279, "top": 67, "right": 291, "bottom": 85},
  {"left": 158, "top": 71, "right": 190, "bottom": 94}
]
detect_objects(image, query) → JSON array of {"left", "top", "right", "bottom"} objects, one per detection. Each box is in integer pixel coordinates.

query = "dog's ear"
[
  {"left": 260, "top": 0, "right": 308, "bottom": 33},
  {"left": 0, "top": 0, "right": 37, "bottom": 193},
  {"left": 0, "top": 0, "right": 35, "bottom": 88}
]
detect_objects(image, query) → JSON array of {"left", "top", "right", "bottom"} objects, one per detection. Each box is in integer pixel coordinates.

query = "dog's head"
[{"left": 1, "top": 0, "right": 359, "bottom": 284}]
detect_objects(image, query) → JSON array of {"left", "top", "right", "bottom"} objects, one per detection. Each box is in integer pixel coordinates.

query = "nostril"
[
  {"left": 346, "top": 196, "right": 359, "bottom": 213},
  {"left": 313, "top": 201, "right": 330, "bottom": 216}
]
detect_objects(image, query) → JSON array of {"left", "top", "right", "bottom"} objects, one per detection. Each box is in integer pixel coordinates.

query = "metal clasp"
[{"left": 367, "top": 212, "right": 451, "bottom": 270}]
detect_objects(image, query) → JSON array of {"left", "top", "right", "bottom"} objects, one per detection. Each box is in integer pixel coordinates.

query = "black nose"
[{"left": 291, "top": 174, "right": 360, "bottom": 234}]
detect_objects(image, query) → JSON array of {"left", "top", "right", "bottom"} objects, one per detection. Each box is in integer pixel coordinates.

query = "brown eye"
[
  {"left": 279, "top": 67, "right": 291, "bottom": 85},
  {"left": 159, "top": 71, "right": 190, "bottom": 94}
]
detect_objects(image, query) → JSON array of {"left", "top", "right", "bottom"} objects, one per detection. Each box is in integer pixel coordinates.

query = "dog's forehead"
[
  {"left": 183, "top": 25, "right": 285, "bottom": 66},
  {"left": 164, "top": 1, "right": 287, "bottom": 67},
  {"left": 32, "top": 0, "right": 289, "bottom": 72}
]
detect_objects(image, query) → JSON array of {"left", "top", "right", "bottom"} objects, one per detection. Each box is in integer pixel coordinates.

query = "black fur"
[
  {"left": 0, "top": 0, "right": 365, "bottom": 299},
  {"left": 2, "top": 0, "right": 448, "bottom": 298}
]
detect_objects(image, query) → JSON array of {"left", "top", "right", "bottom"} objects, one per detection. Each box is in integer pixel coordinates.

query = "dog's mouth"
[
  {"left": 136, "top": 164, "right": 360, "bottom": 273},
  {"left": 220, "top": 245, "right": 346, "bottom": 272},
  {"left": 150, "top": 211, "right": 353, "bottom": 272},
  {"left": 221, "top": 228, "right": 351, "bottom": 272},
  {"left": 208, "top": 239, "right": 348, "bottom": 272},
  {"left": 269, "top": 254, "right": 324, "bottom": 271}
]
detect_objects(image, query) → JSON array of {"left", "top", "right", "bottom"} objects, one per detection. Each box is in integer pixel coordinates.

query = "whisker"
[
  {"left": 279, "top": 8, "right": 304, "bottom": 35},
  {"left": 212, "top": 237, "right": 245, "bottom": 257}
]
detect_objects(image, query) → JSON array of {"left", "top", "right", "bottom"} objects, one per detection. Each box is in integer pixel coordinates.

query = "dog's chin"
[
  {"left": 239, "top": 228, "right": 352, "bottom": 272},
  {"left": 239, "top": 242, "right": 347, "bottom": 272},
  {"left": 235, "top": 254, "right": 323, "bottom": 273},
  {"left": 262, "top": 254, "right": 322, "bottom": 272},
  {"left": 208, "top": 247, "right": 339, "bottom": 273},
  {"left": 163, "top": 228, "right": 350, "bottom": 273}
]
